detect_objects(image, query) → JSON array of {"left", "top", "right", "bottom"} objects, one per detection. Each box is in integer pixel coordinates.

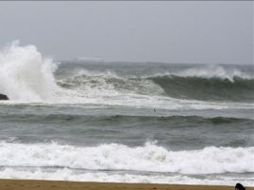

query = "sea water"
[{"left": 0, "top": 42, "right": 253, "bottom": 185}]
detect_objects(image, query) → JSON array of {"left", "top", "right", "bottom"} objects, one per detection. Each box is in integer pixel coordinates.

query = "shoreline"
[{"left": 0, "top": 180, "right": 253, "bottom": 190}]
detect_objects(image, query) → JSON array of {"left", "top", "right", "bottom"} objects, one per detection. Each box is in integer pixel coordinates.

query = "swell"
[
  {"left": 1, "top": 114, "right": 253, "bottom": 125},
  {"left": 1, "top": 114, "right": 253, "bottom": 148}
]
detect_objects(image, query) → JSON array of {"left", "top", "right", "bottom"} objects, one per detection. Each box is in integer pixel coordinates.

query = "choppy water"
[{"left": 0, "top": 42, "right": 253, "bottom": 185}]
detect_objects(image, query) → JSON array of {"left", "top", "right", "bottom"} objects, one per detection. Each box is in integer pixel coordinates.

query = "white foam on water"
[
  {"left": 0, "top": 168, "right": 253, "bottom": 186},
  {"left": 0, "top": 141, "right": 253, "bottom": 175},
  {"left": 0, "top": 141, "right": 253, "bottom": 185},
  {"left": 0, "top": 42, "right": 253, "bottom": 111}
]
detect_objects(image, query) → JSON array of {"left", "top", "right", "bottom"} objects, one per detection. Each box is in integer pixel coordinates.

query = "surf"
[{"left": 0, "top": 141, "right": 253, "bottom": 174}]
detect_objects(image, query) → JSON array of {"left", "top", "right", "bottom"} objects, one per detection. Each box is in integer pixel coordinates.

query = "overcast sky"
[{"left": 0, "top": 1, "right": 253, "bottom": 64}]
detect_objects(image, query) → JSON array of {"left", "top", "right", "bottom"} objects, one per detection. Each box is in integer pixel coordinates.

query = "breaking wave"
[
  {"left": 58, "top": 69, "right": 254, "bottom": 102},
  {"left": 0, "top": 42, "right": 253, "bottom": 105},
  {"left": 0, "top": 141, "right": 253, "bottom": 175}
]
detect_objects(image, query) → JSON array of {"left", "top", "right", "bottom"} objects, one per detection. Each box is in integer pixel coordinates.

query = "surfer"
[{"left": 235, "top": 183, "right": 246, "bottom": 190}]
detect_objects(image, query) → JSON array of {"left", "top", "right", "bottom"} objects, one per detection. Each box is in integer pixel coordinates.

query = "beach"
[{"left": 0, "top": 180, "right": 253, "bottom": 190}]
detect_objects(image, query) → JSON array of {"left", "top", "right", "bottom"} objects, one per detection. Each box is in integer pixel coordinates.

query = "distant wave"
[
  {"left": 1, "top": 42, "right": 253, "bottom": 104},
  {"left": 149, "top": 75, "right": 254, "bottom": 101},
  {"left": 58, "top": 71, "right": 254, "bottom": 102},
  {"left": 173, "top": 65, "right": 253, "bottom": 81}
]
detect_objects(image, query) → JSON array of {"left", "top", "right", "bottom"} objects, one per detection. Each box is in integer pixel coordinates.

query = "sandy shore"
[{"left": 0, "top": 180, "right": 253, "bottom": 190}]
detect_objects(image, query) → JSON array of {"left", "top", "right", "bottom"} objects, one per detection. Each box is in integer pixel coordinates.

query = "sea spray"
[{"left": 0, "top": 41, "right": 58, "bottom": 101}]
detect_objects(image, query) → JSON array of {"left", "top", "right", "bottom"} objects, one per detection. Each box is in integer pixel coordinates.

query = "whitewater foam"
[
  {"left": 0, "top": 141, "right": 253, "bottom": 185},
  {"left": 0, "top": 167, "right": 253, "bottom": 185},
  {"left": 0, "top": 141, "right": 253, "bottom": 175}
]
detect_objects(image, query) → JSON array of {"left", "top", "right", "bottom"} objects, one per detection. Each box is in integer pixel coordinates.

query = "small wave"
[{"left": 0, "top": 167, "right": 253, "bottom": 185}]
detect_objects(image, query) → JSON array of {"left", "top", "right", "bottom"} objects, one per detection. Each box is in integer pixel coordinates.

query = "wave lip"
[{"left": 176, "top": 65, "right": 253, "bottom": 81}]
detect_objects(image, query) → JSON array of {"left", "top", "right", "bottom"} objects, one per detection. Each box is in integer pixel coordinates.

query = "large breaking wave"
[{"left": 0, "top": 42, "right": 253, "bottom": 106}]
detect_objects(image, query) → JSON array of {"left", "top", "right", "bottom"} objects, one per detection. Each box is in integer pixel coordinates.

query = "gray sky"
[{"left": 0, "top": 1, "right": 253, "bottom": 64}]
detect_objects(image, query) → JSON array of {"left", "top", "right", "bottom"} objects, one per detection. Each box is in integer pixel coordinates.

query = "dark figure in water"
[
  {"left": 0, "top": 94, "right": 9, "bottom": 100},
  {"left": 235, "top": 183, "right": 246, "bottom": 190}
]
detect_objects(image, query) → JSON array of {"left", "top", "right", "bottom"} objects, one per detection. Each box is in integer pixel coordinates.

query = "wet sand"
[{"left": 0, "top": 180, "right": 253, "bottom": 190}]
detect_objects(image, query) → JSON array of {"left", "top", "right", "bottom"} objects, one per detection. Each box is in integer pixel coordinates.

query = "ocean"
[{"left": 0, "top": 44, "right": 253, "bottom": 185}]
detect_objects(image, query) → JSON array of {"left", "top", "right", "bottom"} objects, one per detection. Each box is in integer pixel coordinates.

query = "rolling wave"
[
  {"left": 58, "top": 72, "right": 254, "bottom": 102},
  {"left": 149, "top": 75, "right": 254, "bottom": 101},
  {"left": 0, "top": 141, "right": 253, "bottom": 175}
]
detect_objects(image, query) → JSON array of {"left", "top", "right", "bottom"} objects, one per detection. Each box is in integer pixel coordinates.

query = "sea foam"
[{"left": 0, "top": 141, "right": 253, "bottom": 175}]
